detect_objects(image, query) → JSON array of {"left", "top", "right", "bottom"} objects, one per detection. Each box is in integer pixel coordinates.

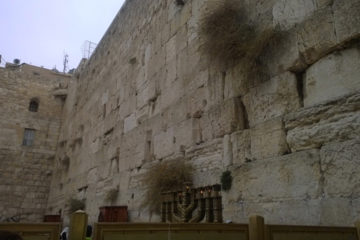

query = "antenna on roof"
[{"left": 63, "top": 53, "right": 69, "bottom": 73}]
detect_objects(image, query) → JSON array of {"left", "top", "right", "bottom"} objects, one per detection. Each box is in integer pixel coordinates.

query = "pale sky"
[{"left": 0, "top": 0, "right": 125, "bottom": 71}]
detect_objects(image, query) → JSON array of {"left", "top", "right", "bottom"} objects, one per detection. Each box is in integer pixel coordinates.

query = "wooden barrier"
[
  {"left": 355, "top": 220, "right": 360, "bottom": 240},
  {"left": 66, "top": 212, "right": 360, "bottom": 240},
  {"left": 69, "top": 210, "right": 88, "bottom": 240},
  {"left": 93, "top": 223, "right": 249, "bottom": 240},
  {"left": 0, "top": 223, "right": 61, "bottom": 240},
  {"left": 264, "top": 224, "right": 358, "bottom": 240},
  {"left": 249, "top": 216, "right": 264, "bottom": 240}
]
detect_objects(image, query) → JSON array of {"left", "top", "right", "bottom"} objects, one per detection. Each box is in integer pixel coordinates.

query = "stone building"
[
  {"left": 0, "top": 63, "right": 71, "bottom": 221},
  {"left": 1, "top": 0, "right": 360, "bottom": 226}
]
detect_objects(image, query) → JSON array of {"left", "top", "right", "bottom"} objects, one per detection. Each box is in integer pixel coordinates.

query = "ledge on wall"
[{"left": 53, "top": 89, "right": 68, "bottom": 101}]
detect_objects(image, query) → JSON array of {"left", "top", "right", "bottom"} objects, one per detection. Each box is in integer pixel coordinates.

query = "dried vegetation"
[
  {"left": 200, "top": 0, "right": 275, "bottom": 67},
  {"left": 67, "top": 198, "right": 86, "bottom": 214}
]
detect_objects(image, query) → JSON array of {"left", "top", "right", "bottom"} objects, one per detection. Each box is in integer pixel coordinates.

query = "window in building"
[
  {"left": 29, "top": 99, "right": 39, "bottom": 112},
  {"left": 22, "top": 128, "right": 36, "bottom": 146}
]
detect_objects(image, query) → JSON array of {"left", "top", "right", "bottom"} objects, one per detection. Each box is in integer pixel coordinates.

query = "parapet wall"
[{"left": 47, "top": 0, "right": 360, "bottom": 225}]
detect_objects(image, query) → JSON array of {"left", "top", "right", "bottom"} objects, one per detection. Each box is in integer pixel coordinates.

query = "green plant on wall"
[
  {"left": 142, "top": 160, "right": 193, "bottom": 213},
  {"left": 221, "top": 170, "right": 233, "bottom": 191}
]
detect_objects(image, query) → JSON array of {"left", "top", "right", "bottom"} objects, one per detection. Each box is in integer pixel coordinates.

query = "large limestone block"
[
  {"left": 304, "top": 47, "right": 360, "bottom": 107},
  {"left": 320, "top": 139, "right": 360, "bottom": 198},
  {"left": 285, "top": 93, "right": 360, "bottom": 151},
  {"left": 223, "top": 62, "right": 249, "bottom": 99},
  {"left": 223, "top": 199, "right": 321, "bottom": 225},
  {"left": 200, "top": 97, "right": 245, "bottom": 141},
  {"left": 243, "top": 72, "right": 301, "bottom": 127},
  {"left": 296, "top": 7, "right": 337, "bottom": 65},
  {"left": 153, "top": 127, "right": 175, "bottom": 160},
  {"left": 222, "top": 134, "right": 233, "bottom": 168},
  {"left": 227, "top": 130, "right": 251, "bottom": 166},
  {"left": 192, "top": 152, "right": 223, "bottom": 187},
  {"left": 136, "top": 80, "right": 157, "bottom": 109},
  {"left": 333, "top": 0, "right": 360, "bottom": 44},
  {"left": 250, "top": 118, "right": 289, "bottom": 160},
  {"left": 172, "top": 118, "right": 194, "bottom": 150},
  {"left": 160, "top": 98, "right": 188, "bottom": 128},
  {"left": 123, "top": 113, "right": 137, "bottom": 133},
  {"left": 319, "top": 197, "right": 359, "bottom": 226},
  {"left": 261, "top": 28, "right": 305, "bottom": 76},
  {"left": 186, "top": 85, "right": 208, "bottom": 119},
  {"left": 166, "top": 35, "right": 177, "bottom": 62},
  {"left": 119, "top": 127, "right": 146, "bottom": 170},
  {"left": 273, "top": 0, "right": 317, "bottom": 31},
  {"left": 229, "top": 149, "right": 321, "bottom": 202}
]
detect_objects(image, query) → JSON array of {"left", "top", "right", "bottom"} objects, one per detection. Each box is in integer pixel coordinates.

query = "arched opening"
[{"left": 29, "top": 98, "right": 39, "bottom": 112}]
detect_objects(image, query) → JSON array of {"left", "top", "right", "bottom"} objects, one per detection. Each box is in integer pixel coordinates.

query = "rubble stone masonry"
[{"left": 0, "top": 64, "right": 70, "bottom": 222}]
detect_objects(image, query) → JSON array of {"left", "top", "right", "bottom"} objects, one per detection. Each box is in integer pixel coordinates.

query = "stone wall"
[
  {"left": 46, "top": 0, "right": 360, "bottom": 225},
  {"left": 0, "top": 64, "right": 70, "bottom": 222}
]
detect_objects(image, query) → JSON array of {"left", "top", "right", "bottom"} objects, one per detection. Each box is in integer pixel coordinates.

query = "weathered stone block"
[
  {"left": 186, "top": 86, "right": 207, "bottom": 118},
  {"left": 166, "top": 35, "right": 177, "bottom": 62},
  {"left": 153, "top": 127, "right": 175, "bottom": 160},
  {"left": 261, "top": 28, "right": 305, "bottom": 76},
  {"left": 172, "top": 118, "right": 194, "bottom": 150},
  {"left": 123, "top": 113, "right": 137, "bottom": 133},
  {"left": 230, "top": 130, "right": 251, "bottom": 166},
  {"left": 333, "top": 0, "right": 360, "bottom": 44},
  {"left": 273, "top": 0, "right": 317, "bottom": 31},
  {"left": 222, "top": 134, "right": 233, "bottom": 168},
  {"left": 136, "top": 80, "right": 157, "bottom": 109},
  {"left": 243, "top": 71, "right": 301, "bottom": 127},
  {"left": 223, "top": 199, "right": 322, "bottom": 225},
  {"left": 191, "top": 152, "right": 223, "bottom": 187},
  {"left": 319, "top": 197, "right": 357, "bottom": 226},
  {"left": 200, "top": 97, "right": 245, "bottom": 141},
  {"left": 126, "top": 131, "right": 146, "bottom": 169},
  {"left": 159, "top": 78, "right": 184, "bottom": 110},
  {"left": 223, "top": 150, "right": 321, "bottom": 220},
  {"left": 285, "top": 93, "right": 360, "bottom": 151},
  {"left": 296, "top": 7, "right": 337, "bottom": 65},
  {"left": 224, "top": 62, "right": 250, "bottom": 99},
  {"left": 250, "top": 118, "right": 289, "bottom": 160},
  {"left": 304, "top": 47, "right": 360, "bottom": 107},
  {"left": 320, "top": 139, "right": 360, "bottom": 198}
]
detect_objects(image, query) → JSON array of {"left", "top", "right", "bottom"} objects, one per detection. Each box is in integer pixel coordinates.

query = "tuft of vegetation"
[
  {"left": 13, "top": 59, "right": 20, "bottom": 65},
  {"left": 175, "top": 0, "right": 185, "bottom": 6},
  {"left": 105, "top": 188, "right": 119, "bottom": 204},
  {"left": 142, "top": 160, "right": 193, "bottom": 213},
  {"left": 221, "top": 170, "right": 233, "bottom": 191},
  {"left": 200, "top": 0, "right": 274, "bottom": 67},
  {"left": 68, "top": 198, "right": 85, "bottom": 214}
]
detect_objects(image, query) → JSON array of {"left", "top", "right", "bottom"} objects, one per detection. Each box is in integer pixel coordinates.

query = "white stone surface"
[
  {"left": 304, "top": 47, "right": 360, "bottom": 107},
  {"left": 243, "top": 71, "right": 301, "bottom": 127},
  {"left": 273, "top": 0, "right": 317, "bottom": 31}
]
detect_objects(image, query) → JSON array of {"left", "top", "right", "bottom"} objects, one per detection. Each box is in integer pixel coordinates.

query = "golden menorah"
[{"left": 161, "top": 183, "right": 222, "bottom": 223}]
